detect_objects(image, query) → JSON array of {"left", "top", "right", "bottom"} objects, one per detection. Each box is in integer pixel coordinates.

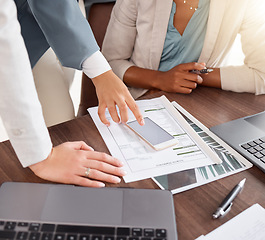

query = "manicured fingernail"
[
  {"left": 197, "top": 76, "right": 203, "bottom": 83},
  {"left": 140, "top": 118, "right": 145, "bottom": 125},
  {"left": 113, "top": 177, "right": 121, "bottom": 183},
  {"left": 98, "top": 182, "right": 105, "bottom": 187}
]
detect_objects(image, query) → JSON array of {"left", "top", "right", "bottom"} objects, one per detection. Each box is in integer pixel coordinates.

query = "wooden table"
[{"left": 1, "top": 86, "right": 265, "bottom": 240}]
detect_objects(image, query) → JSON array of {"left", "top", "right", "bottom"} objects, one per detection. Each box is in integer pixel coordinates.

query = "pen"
[
  {"left": 189, "top": 68, "right": 214, "bottom": 74},
  {"left": 212, "top": 178, "right": 246, "bottom": 219}
]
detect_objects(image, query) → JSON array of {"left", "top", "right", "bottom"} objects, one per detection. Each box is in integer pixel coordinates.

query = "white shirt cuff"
[{"left": 82, "top": 51, "right": 111, "bottom": 79}]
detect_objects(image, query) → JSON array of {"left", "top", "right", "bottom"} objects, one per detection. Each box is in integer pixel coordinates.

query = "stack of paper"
[
  {"left": 153, "top": 101, "right": 252, "bottom": 193},
  {"left": 196, "top": 204, "right": 265, "bottom": 240},
  {"left": 88, "top": 96, "right": 221, "bottom": 183}
]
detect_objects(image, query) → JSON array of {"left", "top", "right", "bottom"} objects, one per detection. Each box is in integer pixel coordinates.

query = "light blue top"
[{"left": 159, "top": 0, "right": 210, "bottom": 72}]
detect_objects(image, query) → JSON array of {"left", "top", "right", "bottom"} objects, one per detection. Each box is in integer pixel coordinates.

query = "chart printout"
[
  {"left": 88, "top": 96, "right": 221, "bottom": 182},
  {"left": 153, "top": 101, "right": 252, "bottom": 193}
]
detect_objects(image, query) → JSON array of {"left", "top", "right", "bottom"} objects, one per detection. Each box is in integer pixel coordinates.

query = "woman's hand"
[
  {"left": 153, "top": 62, "right": 206, "bottom": 94},
  {"left": 124, "top": 62, "right": 206, "bottom": 94},
  {"left": 29, "top": 141, "right": 126, "bottom": 188},
  {"left": 92, "top": 70, "right": 144, "bottom": 126}
]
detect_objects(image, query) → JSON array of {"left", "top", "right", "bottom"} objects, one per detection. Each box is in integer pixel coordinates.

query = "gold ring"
[{"left": 85, "top": 167, "right": 90, "bottom": 178}]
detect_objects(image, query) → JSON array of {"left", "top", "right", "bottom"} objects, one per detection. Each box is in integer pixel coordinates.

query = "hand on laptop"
[
  {"left": 29, "top": 141, "right": 126, "bottom": 187},
  {"left": 91, "top": 70, "right": 144, "bottom": 126}
]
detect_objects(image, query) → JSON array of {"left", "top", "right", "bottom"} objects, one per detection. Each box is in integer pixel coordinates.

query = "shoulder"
[
  {"left": 112, "top": 0, "right": 159, "bottom": 24},
  {"left": 113, "top": 0, "right": 158, "bottom": 16},
  {"left": 223, "top": 0, "right": 264, "bottom": 12}
]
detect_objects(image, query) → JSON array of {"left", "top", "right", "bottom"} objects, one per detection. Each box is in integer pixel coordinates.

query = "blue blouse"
[{"left": 158, "top": 0, "right": 210, "bottom": 72}]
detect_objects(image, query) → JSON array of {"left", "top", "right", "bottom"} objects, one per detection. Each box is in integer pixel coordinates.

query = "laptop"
[
  {"left": 0, "top": 182, "right": 177, "bottom": 240},
  {"left": 210, "top": 110, "right": 265, "bottom": 172}
]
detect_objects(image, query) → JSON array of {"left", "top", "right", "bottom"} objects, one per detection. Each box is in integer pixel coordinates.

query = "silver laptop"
[
  {"left": 0, "top": 182, "right": 177, "bottom": 240},
  {"left": 210, "top": 111, "right": 265, "bottom": 172}
]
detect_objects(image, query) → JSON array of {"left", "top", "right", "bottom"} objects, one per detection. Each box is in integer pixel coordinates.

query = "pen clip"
[{"left": 220, "top": 202, "right": 233, "bottom": 217}]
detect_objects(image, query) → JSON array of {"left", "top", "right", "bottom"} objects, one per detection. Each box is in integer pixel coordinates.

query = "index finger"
[
  {"left": 126, "top": 97, "right": 144, "bottom": 126},
  {"left": 180, "top": 62, "right": 206, "bottom": 71}
]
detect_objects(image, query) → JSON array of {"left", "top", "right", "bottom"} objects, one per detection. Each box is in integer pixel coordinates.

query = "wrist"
[
  {"left": 124, "top": 67, "right": 162, "bottom": 90},
  {"left": 28, "top": 148, "right": 53, "bottom": 174},
  {"left": 151, "top": 71, "right": 163, "bottom": 89},
  {"left": 91, "top": 70, "right": 119, "bottom": 88},
  {"left": 200, "top": 68, "right": 221, "bottom": 88}
]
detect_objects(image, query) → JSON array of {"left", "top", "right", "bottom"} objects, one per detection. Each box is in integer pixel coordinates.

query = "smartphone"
[{"left": 126, "top": 117, "right": 178, "bottom": 150}]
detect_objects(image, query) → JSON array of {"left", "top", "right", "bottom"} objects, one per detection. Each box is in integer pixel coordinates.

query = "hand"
[
  {"left": 29, "top": 141, "right": 126, "bottom": 187},
  {"left": 154, "top": 62, "right": 206, "bottom": 94},
  {"left": 92, "top": 70, "right": 144, "bottom": 126}
]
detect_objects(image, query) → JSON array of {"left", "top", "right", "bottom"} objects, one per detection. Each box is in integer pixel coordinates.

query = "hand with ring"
[
  {"left": 85, "top": 167, "right": 90, "bottom": 178},
  {"left": 29, "top": 141, "right": 126, "bottom": 187}
]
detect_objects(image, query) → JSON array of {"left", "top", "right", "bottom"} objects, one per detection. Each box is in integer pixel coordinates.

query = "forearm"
[
  {"left": 123, "top": 63, "right": 207, "bottom": 92},
  {"left": 220, "top": 65, "right": 263, "bottom": 94},
  {"left": 200, "top": 68, "right": 221, "bottom": 88},
  {"left": 0, "top": 0, "right": 52, "bottom": 167},
  {"left": 201, "top": 66, "right": 265, "bottom": 94},
  {"left": 123, "top": 66, "right": 161, "bottom": 89}
]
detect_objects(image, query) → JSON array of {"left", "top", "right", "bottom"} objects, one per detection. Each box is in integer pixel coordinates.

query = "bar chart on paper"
[{"left": 153, "top": 101, "right": 252, "bottom": 194}]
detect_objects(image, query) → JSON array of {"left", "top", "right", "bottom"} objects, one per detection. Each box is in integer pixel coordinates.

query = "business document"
[
  {"left": 196, "top": 204, "right": 265, "bottom": 240},
  {"left": 88, "top": 96, "right": 221, "bottom": 182}
]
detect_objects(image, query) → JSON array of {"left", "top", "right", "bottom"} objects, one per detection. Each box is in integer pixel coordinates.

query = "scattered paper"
[
  {"left": 153, "top": 101, "right": 252, "bottom": 193},
  {"left": 195, "top": 204, "right": 265, "bottom": 240},
  {"left": 88, "top": 96, "right": 220, "bottom": 183}
]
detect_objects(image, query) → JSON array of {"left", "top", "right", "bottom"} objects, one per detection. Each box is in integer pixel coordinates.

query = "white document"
[
  {"left": 88, "top": 96, "right": 221, "bottom": 183},
  {"left": 153, "top": 101, "right": 252, "bottom": 193},
  {"left": 196, "top": 204, "right": 265, "bottom": 240}
]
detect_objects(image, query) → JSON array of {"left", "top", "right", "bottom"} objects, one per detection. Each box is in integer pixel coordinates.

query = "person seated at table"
[{"left": 102, "top": 0, "right": 265, "bottom": 99}]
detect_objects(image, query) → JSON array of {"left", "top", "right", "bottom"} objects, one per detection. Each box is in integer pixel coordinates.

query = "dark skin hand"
[{"left": 124, "top": 62, "right": 205, "bottom": 94}]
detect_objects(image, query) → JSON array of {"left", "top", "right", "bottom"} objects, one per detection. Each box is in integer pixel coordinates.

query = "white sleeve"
[
  {"left": 82, "top": 50, "right": 111, "bottom": 79},
  {"left": 0, "top": 0, "right": 52, "bottom": 167},
  {"left": 221, "top": 0, "right": 265, "bottom": 95}
]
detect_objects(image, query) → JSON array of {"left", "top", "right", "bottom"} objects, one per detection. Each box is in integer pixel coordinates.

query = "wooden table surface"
[{"left": 1, "top": 86, "right": 265, "bottom": 240}]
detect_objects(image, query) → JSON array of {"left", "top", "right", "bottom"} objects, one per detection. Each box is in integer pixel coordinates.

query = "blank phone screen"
[{"left": 127, "top": 117, "right": 174, "bottom": 145}]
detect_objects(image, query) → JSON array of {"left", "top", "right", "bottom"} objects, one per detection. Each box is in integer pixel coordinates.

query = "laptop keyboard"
[
  {"left": 241, "top": 136, "right": 265, "bottom": 163},
  {"left": 0, "top": 221, "right": 167, "bottom": 240}
]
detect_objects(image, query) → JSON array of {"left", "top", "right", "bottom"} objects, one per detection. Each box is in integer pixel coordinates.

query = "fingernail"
[
  {"left": 98, "top": 182, "right": 105, "bottom": 187},
  {"left": 113, "top": 177, "right": 121, "bottom": 183},
  {"left": 140, "top": 118, "right": 145, "bottom": 125},
  {"left": 88, "top": 146, "right": 94, "bottom": 151},
  {"left": 105, "top": 123, "right": 110, "bottom": 127},
  {"left": 197, "top": 76, "right": 203, "bottom": 83}
]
